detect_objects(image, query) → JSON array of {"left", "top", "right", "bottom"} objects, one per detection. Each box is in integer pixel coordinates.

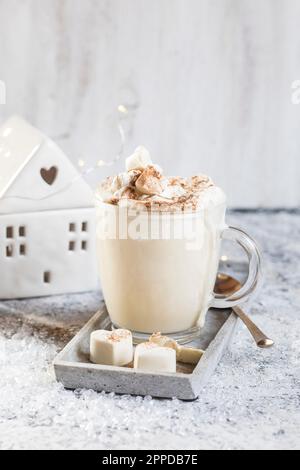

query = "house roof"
[
  {"left": 0, "top": 116, "right": 44, "bottom": 198},
  {"left": 0, "top": 116, "right": 94, "bottom": 214}
]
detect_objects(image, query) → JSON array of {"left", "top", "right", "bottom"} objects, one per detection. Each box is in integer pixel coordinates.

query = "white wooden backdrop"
[{"left": 0, "top": 0, "right": 299, "bottom": 208}]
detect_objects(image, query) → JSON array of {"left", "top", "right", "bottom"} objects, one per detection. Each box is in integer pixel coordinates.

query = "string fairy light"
[
  {"left": 77, "top": 159, "right": 86, "bottom": 168},
  {"left": 1, "top": 105, "right": 129, "bottom": 203}
]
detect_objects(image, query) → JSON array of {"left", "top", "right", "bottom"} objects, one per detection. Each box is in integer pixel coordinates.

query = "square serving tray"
[{"left": 53, "top": 307, "right": 239, "bottom": 400}]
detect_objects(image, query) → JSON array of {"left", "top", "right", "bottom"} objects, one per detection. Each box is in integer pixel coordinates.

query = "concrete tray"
[{"left": 53, "top": 307, "right": 238, "bottom": 400}]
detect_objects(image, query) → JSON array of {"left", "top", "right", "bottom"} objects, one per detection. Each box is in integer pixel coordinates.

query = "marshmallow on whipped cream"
[
  {"left": 97, "top": 146, "right": 225, "bottom": 212},
  {"left": 125, "top": 146, "right": 152, "bottom": 171},
  {"left": 90, "top": 329, "right": 133, "bottom": 366}
]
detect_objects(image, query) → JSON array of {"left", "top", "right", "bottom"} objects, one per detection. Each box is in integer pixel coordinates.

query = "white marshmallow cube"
[
  {"left": 90, "top": 329, "right": 133, "bottom": 366},
  {"left": 134, "top": 342, "right": 176, "bottom": 373},
  {"left": 125, "top": 146, "right": 152, "bottom": 171}
]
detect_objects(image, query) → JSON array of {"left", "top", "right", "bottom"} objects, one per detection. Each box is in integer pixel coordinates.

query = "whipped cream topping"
[{"left": 97, "top": 146, "right": 225, "bottom": 212}]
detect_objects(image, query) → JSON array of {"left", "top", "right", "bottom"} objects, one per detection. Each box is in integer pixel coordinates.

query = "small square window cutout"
[
  {"left": 69, "top": 223, "right": 76, "bottom": 232},
  {"left": 43, "top": 272, "right": 51, "bottom": 284},
  {"left": 6, "top": 227, "right": 14, "bottom": 239},
  {"left": 69, "top": 241, "right": 76, "bottom": 251},
  {"left": 6, "top": 245, "right": 13, "bottom": 257},
  {"left": 81, "top": 241, "right": 87, "bottom": 251},
  {"left": 82, "top": 222, "right": 88, "bottom": 232},
  {"left": 19, "top": 226, "right": 26, "bottom": 237},
  {"left": 19, "top": 244, "right": 26, "bottom": 256}
]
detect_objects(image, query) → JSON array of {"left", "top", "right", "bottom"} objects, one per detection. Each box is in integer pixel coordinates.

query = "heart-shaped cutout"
[{"left": 40, "top": 166, "right": 58, "bottom": 186}]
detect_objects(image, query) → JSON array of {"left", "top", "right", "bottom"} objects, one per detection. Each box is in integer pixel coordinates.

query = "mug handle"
[{"left": 210, "top": 226, "right": 262, "bottom": 309}]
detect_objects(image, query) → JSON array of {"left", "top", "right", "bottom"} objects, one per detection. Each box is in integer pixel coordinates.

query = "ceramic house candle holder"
[{"left": 0, "top": 116, "right": 98, "bottom": 299}]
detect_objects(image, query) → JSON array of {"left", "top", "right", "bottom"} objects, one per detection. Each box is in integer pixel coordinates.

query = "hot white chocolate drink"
[{"left": 96, "top": 147, "right": 227, "bottom": 335}]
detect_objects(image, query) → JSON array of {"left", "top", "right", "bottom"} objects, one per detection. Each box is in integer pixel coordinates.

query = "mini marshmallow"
[
  {"left": 135, "top": 166, "right": 164, "bottom": 196},
  {"left": 111, "top": 170, "right": 141, "bottom": 193},
  {"left": 126, "top": 146, "right": 152, "bottom": 171},
  {"left": 90, "top": 329, "right": 133, "bottom": 366},
  {"left": 149, "top": 333, "right": 204, "bottom": 365},
  {"left": 134, "top": 342, "right": 176, "bottom": 373}
]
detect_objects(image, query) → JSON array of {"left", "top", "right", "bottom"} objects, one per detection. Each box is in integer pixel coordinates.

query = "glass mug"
[{"left": 95, "top": 199, "right": 261, "bottom": 342}]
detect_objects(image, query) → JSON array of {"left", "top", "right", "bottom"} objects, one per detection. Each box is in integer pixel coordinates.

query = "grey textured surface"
[
  {"left": 53, "top": 309, "right": 237, "bottom": 400},
  {"left": 0, "top": 212, "right": 299, "bottom": 450}
]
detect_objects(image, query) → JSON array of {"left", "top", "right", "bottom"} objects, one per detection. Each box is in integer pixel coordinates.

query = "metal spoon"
[{"left": 214, "top": 273, "right": 274, "bottom": 349}]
